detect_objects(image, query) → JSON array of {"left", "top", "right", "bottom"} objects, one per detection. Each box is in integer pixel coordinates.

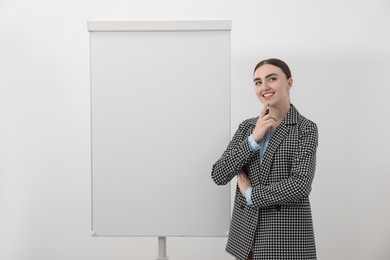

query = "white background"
[{"left": 0, "top": 0, "right": 389, "bottom": 259}]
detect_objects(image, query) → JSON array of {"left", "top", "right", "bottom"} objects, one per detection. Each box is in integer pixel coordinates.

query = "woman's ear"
[{"left": 287, "top": 77, "right": 293, "bottom": 91}]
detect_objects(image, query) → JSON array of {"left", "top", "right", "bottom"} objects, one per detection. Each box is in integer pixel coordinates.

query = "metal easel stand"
[{"left": 156, "top": 236, "right": 169, "bottom": 260}]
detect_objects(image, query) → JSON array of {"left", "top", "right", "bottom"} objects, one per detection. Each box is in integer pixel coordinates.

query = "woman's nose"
[{"left": 262, "top": 82, "right": 270, "bottom": 89}]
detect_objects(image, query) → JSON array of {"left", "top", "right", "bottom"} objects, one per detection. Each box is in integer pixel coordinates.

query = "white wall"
[{"left": 0, "top": 0, "right": 389, "bottom": 260}]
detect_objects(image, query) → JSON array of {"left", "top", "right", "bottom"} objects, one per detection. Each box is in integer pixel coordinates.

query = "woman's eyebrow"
[{"left": 253, "top": 73, "right": 278, "bottom": 82}]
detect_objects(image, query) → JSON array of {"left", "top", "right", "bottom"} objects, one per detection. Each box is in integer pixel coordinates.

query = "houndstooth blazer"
[{"left": 212, "top": 105, "right": 318, "bottom": 260}]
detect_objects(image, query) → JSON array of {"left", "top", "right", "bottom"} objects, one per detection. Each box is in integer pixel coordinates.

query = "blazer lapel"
[{"left": 258, "top": 105, "right": 299, "bottom": 185}]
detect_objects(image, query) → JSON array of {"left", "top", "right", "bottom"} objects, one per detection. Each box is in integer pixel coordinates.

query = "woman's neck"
[{"left": 268, "top": 102, "right": 291, "bottom": 129}]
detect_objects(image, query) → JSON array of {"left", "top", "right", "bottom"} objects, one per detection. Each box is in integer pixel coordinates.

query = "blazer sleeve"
[
  {"left": 211, "top": 120, "right": 258, "bottom": 186},
  {"left": 250, "top": 121, "right": 318, "bottom": 208}
]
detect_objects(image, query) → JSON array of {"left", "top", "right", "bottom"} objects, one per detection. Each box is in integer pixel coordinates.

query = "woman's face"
[{"left": 253, "top": 64, "right": 293, "bottom": 107}]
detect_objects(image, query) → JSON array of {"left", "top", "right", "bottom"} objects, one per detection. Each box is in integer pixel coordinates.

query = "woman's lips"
[{"left": 263, "top": 92, "right": 274, "bottom": 97}]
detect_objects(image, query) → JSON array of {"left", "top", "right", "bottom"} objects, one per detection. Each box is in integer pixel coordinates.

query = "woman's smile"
[{"left": 262, "top": 92, "right": 275, "bottom": 98}]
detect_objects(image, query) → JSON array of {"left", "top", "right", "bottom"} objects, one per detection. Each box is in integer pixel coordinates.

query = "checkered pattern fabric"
[{"left": 212, "top": 105, "right": 318, "bottom": 260}]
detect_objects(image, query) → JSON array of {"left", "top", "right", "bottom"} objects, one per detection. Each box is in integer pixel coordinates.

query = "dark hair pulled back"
[{"left": 254, "top": 58, "right": 292, "bottom": 79}]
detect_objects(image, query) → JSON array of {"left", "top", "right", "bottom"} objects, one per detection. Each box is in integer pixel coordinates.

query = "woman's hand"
[
  {"left": 237, "top": 169, "right": 252, "bottom": 197},
  {"left": 252, "top": 103, "right": 276, "bottom": 142}
]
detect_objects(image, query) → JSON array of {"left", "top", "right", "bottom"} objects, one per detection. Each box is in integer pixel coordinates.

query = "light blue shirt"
[{"left": 245, "top": 130, "right": 273, "bottom": 206}]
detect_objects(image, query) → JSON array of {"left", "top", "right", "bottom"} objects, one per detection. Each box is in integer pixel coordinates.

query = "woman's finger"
[{"left": 259, "top": 103, "right": 269, "bottom": 118}]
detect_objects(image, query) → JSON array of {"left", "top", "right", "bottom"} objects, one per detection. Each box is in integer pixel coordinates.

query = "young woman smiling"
[{"left": 212, "top": 58, "right": 318, "bottom": 260}]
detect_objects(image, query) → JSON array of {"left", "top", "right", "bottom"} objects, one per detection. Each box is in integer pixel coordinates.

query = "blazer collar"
[{"left": 283, "top": 104, "right": 299, "bottom": 126}]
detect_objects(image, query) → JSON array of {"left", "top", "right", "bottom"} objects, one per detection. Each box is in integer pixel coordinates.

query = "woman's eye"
[
  {"left": 269, "top": 77, "right": 277, "bottom": 82},
  {"left": 255, "top": 81, "right": 262, "bottom": 85}
]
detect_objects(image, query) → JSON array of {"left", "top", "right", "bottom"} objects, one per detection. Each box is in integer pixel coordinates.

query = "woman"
[{"left": 211, "top": 58, "right": 318, "bottom": 260}]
